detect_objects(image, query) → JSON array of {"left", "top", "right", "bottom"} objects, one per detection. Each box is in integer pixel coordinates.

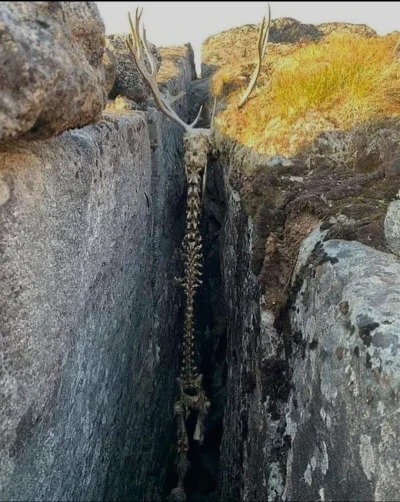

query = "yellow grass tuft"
[{"left": 215, "top": 33, "right": 400, "bottom": 156}]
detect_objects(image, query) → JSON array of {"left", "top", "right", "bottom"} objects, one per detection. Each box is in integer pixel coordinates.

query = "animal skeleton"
[{"left": 126, "top": 6, "right": 270, "bottom": 500}]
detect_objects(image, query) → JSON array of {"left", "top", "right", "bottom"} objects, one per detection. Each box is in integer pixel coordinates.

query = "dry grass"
[{"left": 214, "top": 33, "right": 400, "bottom": 156}]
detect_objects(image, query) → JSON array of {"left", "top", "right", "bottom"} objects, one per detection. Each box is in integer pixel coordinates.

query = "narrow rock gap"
[
  {"left": 187, "top": 155, "right": 228, "bottom": 502},
  {"left": 163, "top": 153, "right": 228, "bottom": 502}
]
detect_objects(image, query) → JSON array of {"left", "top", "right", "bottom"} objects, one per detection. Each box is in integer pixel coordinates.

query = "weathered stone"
[
  {"left": 212, "top": 145, "right": 289, "bottom": 502},
  {"left": 202, "top": 18, "right": 377, "bottom": 78},
  {"left": 157, "top": 45, "right": 196, "bottom": 111},
  {"left": 200, "top": 16, "right": 400, "bottom": 501},
  {"left": 188, "top": 76, "right": 212, "bottom": 127},
  {"left": 201, "top": 18, "right": 322, "bottom": 77},
  {"left": 213, "top": 118, "right": 400, "bottom": 500},
  {"left": 285, "top": 235, "right": 400, "bottom": 501},
  {"left": 267, "top": 155, "right": 293, "bottom": 167},
  {"left": 269, "top": 17, "right": 322, "bottom": 43},
  {"left": 0, "top": 1, "right": 107, "bottom": 142},
  {"left": 0, "top": 45, "right": 192, "bottom": 501},
  {"left": 103, "top": 44, "right": 116, "bottom": 96},
  {"left": 107, "top": 34, "right": 162, "bottom": 102},
  {"left": 384, "top": 199, "right": 400, "bottom": 256},
  {"left": 318, "top": 22, "right": 377, "bottom": 38}
]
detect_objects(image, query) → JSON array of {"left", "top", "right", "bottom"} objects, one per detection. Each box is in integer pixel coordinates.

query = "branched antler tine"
[
  {"left": 258, "top": 17, "right": 266, "bottom": 54},
  {"left": 127, "top": 12, "right": 134, "bottom": 38},
  {"left": 125, "top": 34, "right": 133, "bottom": 56},
  {"left": 261, "top": 3, "right": 271, "bottom": 55},
  {"left": 262, "top": 27, "right": 270, "bottom": 57},
  {"left": 127, "top": 14, "right": 136, "bottom": 50},
  {"left": 238, "top": 2, "right": 271, "bottom": 109},
  {"left": 135, "top": 7, "right": 143, "bottom": 42},
  {"left": 126, "top": 8, "right": 197, "bottom": 132},
  {"left": 127, "top": 12, "right": 141, "bottom": 64},
  {"left": 128, "top": 9, "right": 140, "bottom": 54},
  {"left": 189, "top": 105, "right": 203, "bottom": 128},
  {"left": 142, "top": 27, "right": 157, "bottom": 75}
]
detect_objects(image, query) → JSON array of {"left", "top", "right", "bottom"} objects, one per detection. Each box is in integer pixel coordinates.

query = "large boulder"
[
  {"left": 284, "top": 234, "right": 400, "bottom": 501},
  {"left": 0, "top": 1, "right": 107, "bottom": 143},
  {"left": 107, "top": 34, "right": 162, "bottom": 102}
]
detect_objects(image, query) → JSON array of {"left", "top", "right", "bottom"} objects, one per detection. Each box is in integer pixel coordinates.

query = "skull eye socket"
[{"left": 185, "top": 387, "right": 198, "bottom": 397}]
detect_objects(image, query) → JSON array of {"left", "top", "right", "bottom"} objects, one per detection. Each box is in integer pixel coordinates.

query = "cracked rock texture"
[
  {"left": 198, "top": 16, "right": 399, "bottom": 502},
  {"left": 212, "top": 129, "right": 400, "bottom": 500},
  {"left": 384, "top": 199, "right": 400, "bottom": 256},
  {"left": 215, "top": 148, "right": 289, "bottom": 502},
  {"left": 107, "top": 34, "right": 162, "bottom": 102},
  {"left": 103, "top": 45, "right": 117, "bottom": 96},
  {"left": 0, "top": 46, "right": 193, "bottom": 501},
  {"left": 0, "top": 1, "right": 108, "bottom": 143},
  {"left": 284, "top": 234, "right": 400, "bottom": 501}
]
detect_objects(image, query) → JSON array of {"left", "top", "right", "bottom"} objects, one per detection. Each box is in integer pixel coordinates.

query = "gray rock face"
[
  {"left": 0, "top": 48, "right": 191, "bottom": 501},
  {"left": 285, "top": 236, "right": 400, "bottom": 501},
  {"left": 157, "top": 45, "right": 196, "bottom": 110},
  {"left": 0, "top": 112, "right": 184, "bottom": 501},
  {"left": 103, "top": 45, "right": 117, "bottom": 96},
  {"left": 384, "top": 199, "right": 400, "bottom": 256},
  {"left": 188, "top": 76, "right": 212, "bottom": 127},
  {"left": 217, "top": 177, "right": 260, "bottom": 501},
  {"left": 215, "top": 153, "right": 289, "bottom": 501},
  {"left": 269, "top": 17, "right": 322, "bottom": 43},
  {"left": 0, "top": 1, "right": 107, "bottom": 142},
  {"left": 214, "top": 130, "right": 400, "bottom": 500},
  {"left": 107, "top": 34, "right": 162, "bottom": 102}
]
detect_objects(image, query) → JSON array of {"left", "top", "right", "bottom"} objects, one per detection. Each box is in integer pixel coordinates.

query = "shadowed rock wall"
[{"left": 0, "top": 39, "right": 195, "bottom": 502}]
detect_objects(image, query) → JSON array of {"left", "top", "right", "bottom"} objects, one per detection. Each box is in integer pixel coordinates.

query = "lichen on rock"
[{"left": 0, "top": 1, "right": 108, "bottom": 142}]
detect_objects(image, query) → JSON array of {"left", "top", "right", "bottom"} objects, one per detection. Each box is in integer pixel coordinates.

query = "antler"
[
  {"left": 125, "top": 8, "right": 203, "bottom": 133},
  {"left": 237, "top": 2, "right": 271, "bottom": 109}
]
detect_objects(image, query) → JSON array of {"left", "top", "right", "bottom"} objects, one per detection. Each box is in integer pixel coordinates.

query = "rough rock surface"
[
  {"left": 384, "top": 199, "right": 400, "bottom": 256},
  {"left": 269, "top": 18, "right": 322, "bottom": 43},
  {"left": 318, "top": 22, "right": 377, "bottom": 38},
  {"left": 0, "top": 1, "right": 107, "bottom": 142},
  {"left": 103, "top": 45, "right": 117, "bottom": 96},
  {"left": 216, "top": 158, "right": 260, "bottom": 501},
  {"left": 284, "top": 235, "right": 400, "bottom": 501},
  {"left": 213, "top": 112, "right": 400, "bottom": 501},
  {"left": 211, "top": 120, "right": 400, "bottom": 321},
  {"left": 201, "top": 19, "right": 375, "bottom": 77},
  {"left": 213, "top": 149, "right": 289, "bottom": 502},
  {"left": 188, "top": 76, "right": 213, "bottom": 127},
  {"left": 107, "top": 34, "right": 162, "bottom": 102},
  {"left": 201, "top": 19, "right": 320, "bottom": 77},
  {"left": 0, "top": 46, "right": 193, "bottom": 501},
  {"left": 157, "top": 45, "right": 196, "bottom": 112},
  {"left": 201, "top": 15, "right": 400, "bottom": 502}
]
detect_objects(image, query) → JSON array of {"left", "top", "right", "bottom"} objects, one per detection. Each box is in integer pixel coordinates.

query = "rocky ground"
[
  {"left": 200, "top": 18, "right": 400, "bottom": 315},
  {"left": 2, "top": 3, "right": 400, "bottom": 501},
  {"left": 198, "top": 17, "right": 400, "bottom": 502}
]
